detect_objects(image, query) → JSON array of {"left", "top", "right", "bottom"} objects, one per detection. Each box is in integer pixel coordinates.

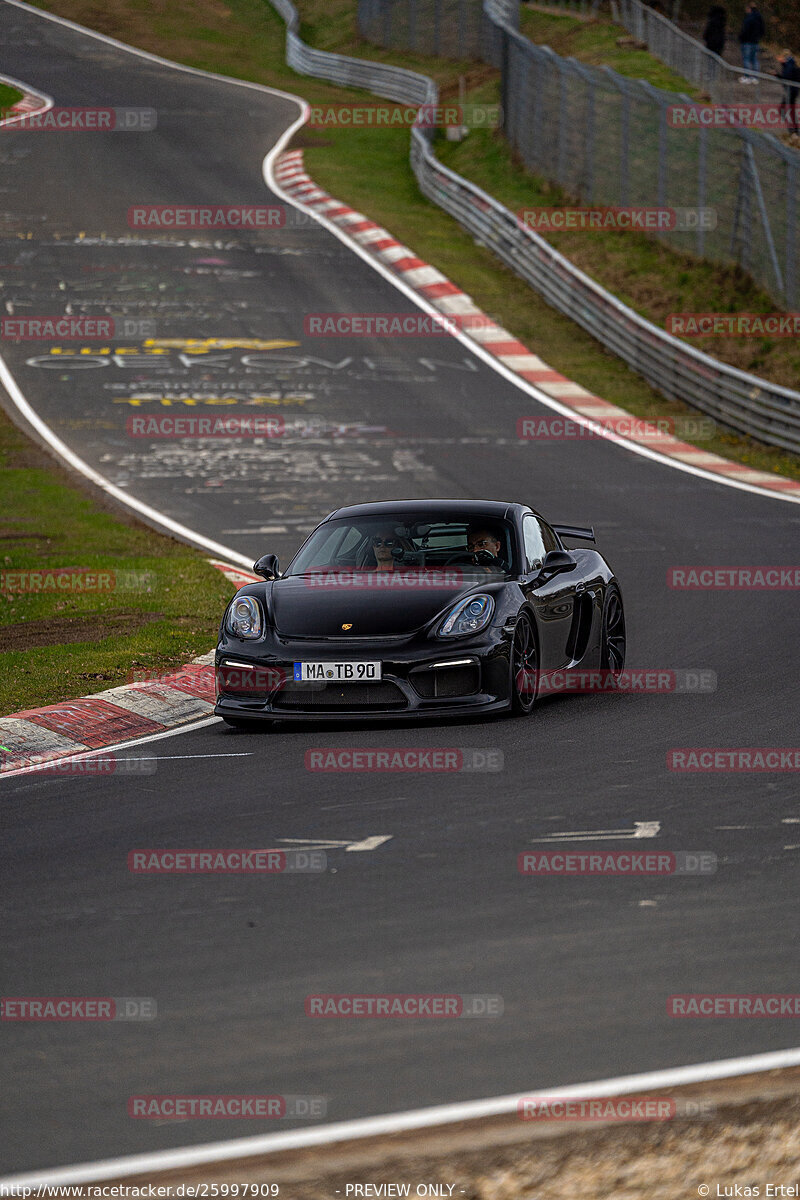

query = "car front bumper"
[{"left": 213, "top": 628, "right": 513, "bottom": 723}]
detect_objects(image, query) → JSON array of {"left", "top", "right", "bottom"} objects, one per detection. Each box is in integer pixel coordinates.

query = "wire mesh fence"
[
  {"left": 357, "top": 0, "right": 486, "bottom": 57},
  {"left": 359, "top": 0, "right": 800, "bottom": 309},
  {"left": 502, "top": 36, "right": 797, "bottom": 303}
]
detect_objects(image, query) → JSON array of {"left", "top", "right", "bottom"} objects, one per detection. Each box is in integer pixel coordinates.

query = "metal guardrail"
[
  {"left": 274, "top": 0, "right": 433, "bottom": 101},
  {"left": 269, "top": 0, "right": 800, "bottom": 453},
  {"left": 613, "top": 0, "right": 785, "bottom": 106}
]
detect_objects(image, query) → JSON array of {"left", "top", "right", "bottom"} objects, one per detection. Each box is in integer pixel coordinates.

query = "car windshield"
[{"left": 285, "top": 514, "right": 517, "bottom": 579}]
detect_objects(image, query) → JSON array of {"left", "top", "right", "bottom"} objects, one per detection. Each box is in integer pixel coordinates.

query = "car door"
[{"left": 521, "top": 514, "right": 575, "bottom": 668}]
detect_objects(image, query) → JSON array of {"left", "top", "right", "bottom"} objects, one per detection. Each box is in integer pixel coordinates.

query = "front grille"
[
  {"left": 410, "top": 663, "right": 480, "bottom": 699},
  {"left": 280, "top": 634, "right": 410, "bottom": 644},
  {"left": 273, "top": 681, "right": 407, "bottom": 710}
]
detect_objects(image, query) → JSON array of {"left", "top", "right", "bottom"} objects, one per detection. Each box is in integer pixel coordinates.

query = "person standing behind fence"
[
  {"left": 738, "top": 3, "right": 765, "bottom": 80},
  {"left": 702, "top": 6, "right": 726, "bottom": 57},
  {"left": 775, "top": 49, "right": 800, "bottom": 134}
]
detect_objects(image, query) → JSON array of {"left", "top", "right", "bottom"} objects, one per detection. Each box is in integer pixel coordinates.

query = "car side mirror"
[
  {"left": 540, "top": 549, "right": 577, "bottom": 576},
  {"left": 253, "top": 553, "right": 281, "bottom": 580}
]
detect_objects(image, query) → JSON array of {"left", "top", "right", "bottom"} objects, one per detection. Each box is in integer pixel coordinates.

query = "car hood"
[{"left": 270, "top": 574, "right": 484, "bottom": 638}]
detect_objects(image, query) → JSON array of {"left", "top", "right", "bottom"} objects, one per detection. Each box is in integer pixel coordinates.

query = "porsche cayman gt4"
[{"left": 214, "top": 499, "right": 625, "bottom": 725}]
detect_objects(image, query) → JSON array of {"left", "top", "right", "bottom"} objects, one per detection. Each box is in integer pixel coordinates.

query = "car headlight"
[
  {"left": 438, "top": 594, "right": 494, "bottom": 637},
  {"left": 225, "top": 595, "right": 263, "bottom": 640}
]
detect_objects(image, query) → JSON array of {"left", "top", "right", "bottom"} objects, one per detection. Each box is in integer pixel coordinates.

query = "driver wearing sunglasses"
[{"left": 370, "top": 531, "right": 398, "bottom": 572}]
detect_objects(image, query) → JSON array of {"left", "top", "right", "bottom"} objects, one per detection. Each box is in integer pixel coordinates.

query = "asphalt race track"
[{"left": 1, "top": 0, "right": 799, "bottom": 1175}]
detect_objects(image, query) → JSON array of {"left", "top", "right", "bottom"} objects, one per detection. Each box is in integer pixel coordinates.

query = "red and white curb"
[
  {"left": 274, "top": 149, "right": 800, "bottom": 499},
  {"left": 206, "top": 558, "right": 260, "bottom": 588},
  {"left": 0, "top": 561, "right": 258, "bottom": 775}
]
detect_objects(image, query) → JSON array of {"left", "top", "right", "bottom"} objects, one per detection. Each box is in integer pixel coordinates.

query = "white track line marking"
[
  {"left": 3, "top": 1047, "right": 800, "bottom": 1186},
  {"left": 532, "top": 821, "right": 661, "bottom": 842},
  {"left": 277, "top": 835, "right": 393, "bottom": 852},
  {"left": 0, "top": 717, "right": 224, "bottom": 782},
  {"left": 0, "top": 0, "right": 309, "bottom": 569},
  {"left": 12, "top": 752, "right": 250, "bottom": 767},
  {"left": 116, "top": 753, "right": 251, "bottom": 760},
  {"left": 0, "top": 358, "right": 255, "bottom": 568},
  {"left": 2, "top": 0, "right": 308, "bottom": 102}
]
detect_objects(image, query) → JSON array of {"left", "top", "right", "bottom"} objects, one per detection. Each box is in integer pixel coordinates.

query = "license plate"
[{"left": 293, "top": 661, "right": 382, "bottom": 682}]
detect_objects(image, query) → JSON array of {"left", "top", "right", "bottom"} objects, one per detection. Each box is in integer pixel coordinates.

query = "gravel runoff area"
[{"left": 65, "top": 1068, "right": 800, "bottom": 1199}]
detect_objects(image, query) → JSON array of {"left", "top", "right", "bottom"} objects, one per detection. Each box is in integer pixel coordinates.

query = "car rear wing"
[{"left": 553, "top": 524, "right": 595, "bottom": 543}]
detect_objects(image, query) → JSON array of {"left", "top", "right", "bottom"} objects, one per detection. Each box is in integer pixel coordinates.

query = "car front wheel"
[
  {"left": 600, "top": 583, "right": 626, "bottom": 680},
  {"left": 511, "top": 612, "right": 538, "bottom": 715}
]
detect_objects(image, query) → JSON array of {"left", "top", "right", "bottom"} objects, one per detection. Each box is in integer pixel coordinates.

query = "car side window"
[
  {"left": 523, "top": 515, "right": 546, "bottom": 571},
  {"left": 538, "top": 519, "right": 559, "bottom": 553}
]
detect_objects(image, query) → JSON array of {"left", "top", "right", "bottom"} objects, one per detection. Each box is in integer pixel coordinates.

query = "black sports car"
[{"left": 214, "top": 499, "right": 625, "bottom": 725}]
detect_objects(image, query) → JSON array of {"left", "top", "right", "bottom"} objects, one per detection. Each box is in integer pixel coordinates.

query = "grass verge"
[
  {"left": 0, "top": 407, "right": 234, "bottom": 715},
  {"left": 519, "top": 6, "right": 703, "bottom": 96},
  {"left": 0, "top": 82, "right": 24, "bottom": 112}
]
